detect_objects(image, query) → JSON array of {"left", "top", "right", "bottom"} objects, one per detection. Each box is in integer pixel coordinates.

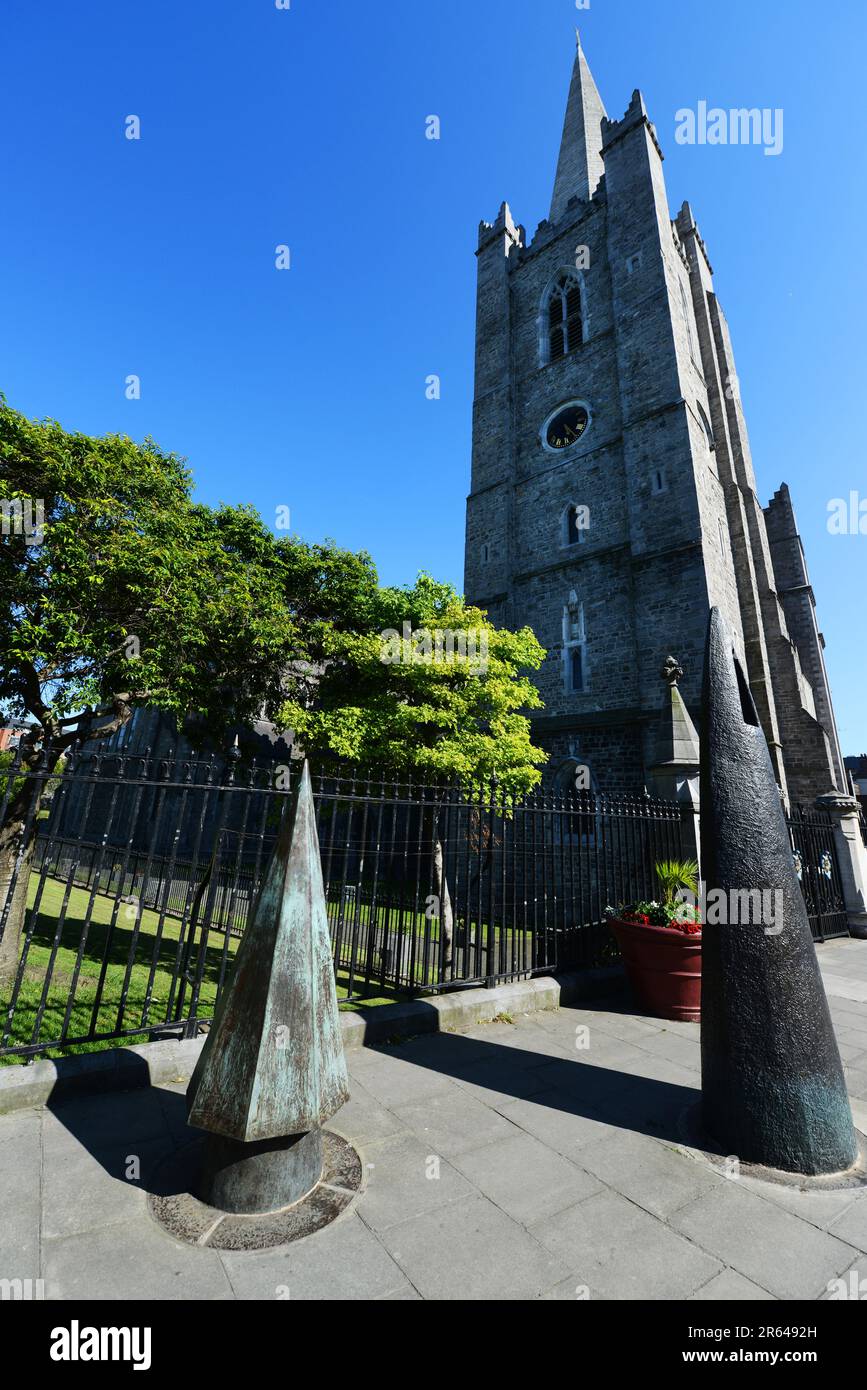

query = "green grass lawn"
[{"left": 0, "top": 876, "right": 413, "bottom": 1064}]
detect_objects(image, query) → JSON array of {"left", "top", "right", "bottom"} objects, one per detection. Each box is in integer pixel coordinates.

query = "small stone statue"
[{"left": 661, "top": 655, "right": 684, "bottom": 687}]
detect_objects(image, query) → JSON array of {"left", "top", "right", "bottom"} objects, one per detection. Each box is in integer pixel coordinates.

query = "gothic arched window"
[
  {"left": 562, "top": 594, "right": 587, "bottom": 694},
  {"left": 543, "top": 272, "right": 584, "bottom": 364},
  {"left": 562, "top": 503, "right": 588, "bottom": 547}
]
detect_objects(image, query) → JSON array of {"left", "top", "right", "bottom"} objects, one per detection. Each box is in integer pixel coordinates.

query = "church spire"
[{"left": 550, "top": 31, "right": 607, "bottom": 223}]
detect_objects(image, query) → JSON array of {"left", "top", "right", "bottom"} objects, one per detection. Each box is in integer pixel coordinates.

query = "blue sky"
[{"left": 2, "top": 0, "right": 865, "bottom": 751}]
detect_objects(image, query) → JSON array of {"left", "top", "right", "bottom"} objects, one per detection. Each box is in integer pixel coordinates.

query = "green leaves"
[
  {"left": 654, "top": 859, "right": 700, "bottom": 907},
  {"left": 1, "top": 399, "right": 549, "bottom": 789},
  {"left": 0, "top": 399, "right": 292, "bottom": 745},
  {"left": 278, "top": 568, "right": 548, "bottom": 795}
]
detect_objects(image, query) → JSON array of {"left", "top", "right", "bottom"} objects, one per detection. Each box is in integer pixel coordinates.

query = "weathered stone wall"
[{"left": 765, "top": 486, "right": 846, "bottom": 801}]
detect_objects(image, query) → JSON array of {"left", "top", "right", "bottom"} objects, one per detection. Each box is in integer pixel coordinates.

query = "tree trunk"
[{"left": 0, "top": 772, "right": 45, "bottom": 988}]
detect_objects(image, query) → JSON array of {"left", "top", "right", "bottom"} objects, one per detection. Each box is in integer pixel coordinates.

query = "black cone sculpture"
[{"left": 700, "top": 608, "right": 857, "bottom": 1174}]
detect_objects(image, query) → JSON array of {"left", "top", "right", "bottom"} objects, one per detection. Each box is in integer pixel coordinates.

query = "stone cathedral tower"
[{"left": 463, "top": 35, "right": 846, "bottom": 805}]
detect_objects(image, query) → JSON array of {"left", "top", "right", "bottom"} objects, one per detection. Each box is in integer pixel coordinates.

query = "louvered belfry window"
[{"left": 548, "top": 275, "right": 583, "bottom": 362}]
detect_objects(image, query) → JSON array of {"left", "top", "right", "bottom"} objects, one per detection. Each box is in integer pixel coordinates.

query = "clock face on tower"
[{"left": 543, "top": 402, "right": 590, "bottom": 452}]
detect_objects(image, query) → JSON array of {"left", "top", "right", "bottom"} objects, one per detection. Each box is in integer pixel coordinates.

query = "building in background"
[
  {"left": 463, "top": 36, "right": 846, "bottom": 806},
  {"left": 845, "top": 755, "right": 867, "bottom": 810},
  {"left": 0, "top": 724, "right": 33, "bottom": 753}
]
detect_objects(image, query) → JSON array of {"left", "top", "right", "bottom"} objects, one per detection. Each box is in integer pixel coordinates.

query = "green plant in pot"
[{"left": 606, "top": 859, "right": 702, "bottom": 1021}]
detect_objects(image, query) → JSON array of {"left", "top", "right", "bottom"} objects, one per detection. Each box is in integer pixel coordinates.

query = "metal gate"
[{"left": 787, "top": 805, "right": 848, "bottom": 942}]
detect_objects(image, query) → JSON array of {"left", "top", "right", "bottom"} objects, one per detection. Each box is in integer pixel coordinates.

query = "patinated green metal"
[
  {"left": 186, "top": 760, "right": 350, "bottom": 1211},
  {"left": 700, "top": 608, "right": 857, "bottom": 1175}
]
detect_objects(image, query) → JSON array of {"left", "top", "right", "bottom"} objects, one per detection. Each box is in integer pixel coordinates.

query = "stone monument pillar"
[
  {"left": 700, "top": 608, "right": 857, "bottom": 1175},
  {"left": 646, "top": 656, "right": 701, "bottom": 868},
  {"left": 815, "top": 793, "right": 867, "bottom": 940},
  {"left": 186, "top": 760, "right": 350, "bottom": 1214}
]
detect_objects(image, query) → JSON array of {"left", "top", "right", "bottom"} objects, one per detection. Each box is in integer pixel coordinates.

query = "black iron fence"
[
  {"left": 2, "top": 739, "right": 848, "bottom": 1063},
  {"left": 0, "top": 741, "right": 687, "bottom": 1060},
  {"left": 786, "top": 804, "right": 848, "bottom": 943}
]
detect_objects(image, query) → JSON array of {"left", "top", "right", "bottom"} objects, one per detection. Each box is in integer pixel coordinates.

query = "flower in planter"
[{"left": 612, "top": 859, "right": 702, "bottom": 935}]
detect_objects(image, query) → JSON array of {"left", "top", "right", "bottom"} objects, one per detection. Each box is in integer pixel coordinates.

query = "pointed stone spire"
[
  {"left": 647, "top": 656, "right": 701, "bottom": 809},
  {"left": 550, "top": 31, "right": 608, "bottom": 223},
  {"left": 652, "top": 658, "right": 699, "bottom": 764},
  {"left": 188, "top": 760, "right": 349, "bottom": 1146},
  {"left": 700, "top": 609, "right": 857, "bottom": 1176}
]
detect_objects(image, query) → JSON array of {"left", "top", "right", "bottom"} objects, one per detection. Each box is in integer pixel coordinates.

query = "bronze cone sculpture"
[
  {"left": 187, "top": 761, "right": 350, "bottom": 1213},
  {"left": 700, "top": 608, "right": 857, "bottom": 1175}
]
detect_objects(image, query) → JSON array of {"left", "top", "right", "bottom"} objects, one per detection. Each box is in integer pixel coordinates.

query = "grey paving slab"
[
  {"left": 819, "top": 1253, "right": 867, "bottom": 1300},
  {"left": 460, "top": 1020, "right": 577, "bottom": 1064},
  {"left": 530, "top": 1189, "right": 723, "bottom": 1300},
  {"left": 495, "top": 1090, "right": 622, "bottom": 1157},
  {"left": 735, "top": 1174, "right": 866, "bottom": 1233},
  {"left": 558, "top": 1009, "right": 666, "bottom": 1046},
  {"left": 835, "top": 1028, "right": 867, "bottom": 1055},
  {"left": 0, "top": 1111, "right": 41, "bottom": 1282},
  {"left": 589, "top": 1073, "right": 698, "bottom": 1143},
  {"left": 527, "top": 1054, "right": 639, "bottom": 1107},
  {"left": 220, "top": 1212, "right": 413, "bottom": 1301},
  {"left": 826, "top": 1193, "right": 867, "bottom": 1254},
  {"left": 449, "top": 1054, "right": 557, "bottom": 1107},
  {"left": 688, "top": 1268, "right": 776, "bottom": 1300},
  {"left": 670, "top": 1182, "right": 860, "bottom": 1300},
  {"left": 355, "top": 1130, "right": 476, "bottom": 1233},
  {"left": 379, "top": 1032, "right": 496, "bottom": 1072},
  {"left": 596, "top": 1049, "right": 700, "bottom": 1093},
  {"left": 539, "top": 1274, "right": 606, "bottom": 1300},
  {"left": 391, "top": 1084, "right": 519, "bottom": 1159},
  {"left": 153, "top": 1081, "right": 196, "bottom": 1146},
  {"left": 0, "top": 1107, "right": 41, "bottom": 1151},
  {"left": 576, "top": 1130, "right": 725, "bottom": 1219},
  {"left": 376, "top": 1193, "right": 570, "bottom": 1301},
  {"left": 452, "top": 1131, "right": 603, "bottom": 1224},
  {"left": 41, "top": 1134, "right": 166, "bottom": 1241},
  {"left": 830, "top": 992, "right": 867, "bottom": 1012},
  {"left": 43, "top": 1217, "right": 235, "bottom": 1301},
  {"left": 842, "top": 1067, "right": 867, "bottom": 1102},
  {"left": 326, "top": 1080, "right": 407, "bottom": 1147},
  {"left": 345, "top": 1048, "right": 458, "bottom": 1109},
  {"left": 567, "top": 1033, "right": 664, "bottom": 1077},
  {"left": 652, "top": 1019, "right": 701, "bottom": 1039},
  {"left": 820, "top": 974, "right": 867, "bottom": 1004},
  {"left": 43, "top": 1086, "right": 171, "bottom": 1156},
  {"left": 623, "top": 1028, "right": 702, "bottom": 1072}
]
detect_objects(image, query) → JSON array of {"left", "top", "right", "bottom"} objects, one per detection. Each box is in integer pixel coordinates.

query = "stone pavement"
[{"left": 3, "top": 937, "right": 867, "bottom": 1301}]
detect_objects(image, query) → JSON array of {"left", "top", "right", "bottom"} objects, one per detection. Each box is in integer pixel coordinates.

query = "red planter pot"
[{"left": 607, "top": 917, "right": 702, "bottom": 1023}]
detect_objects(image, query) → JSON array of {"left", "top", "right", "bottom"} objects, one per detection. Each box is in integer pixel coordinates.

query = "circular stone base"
[
  {"left": 148, "top": 1130, "right": 363, "bottom": 1251},
  {"left": 677, "top": 1104, "right": 867, "bottom": 1192}
]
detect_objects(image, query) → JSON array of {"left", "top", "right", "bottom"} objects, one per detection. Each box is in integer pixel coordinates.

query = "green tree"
[
  {"left": 0, "top": 400, "right": 293, "bottom": 981},
  {"left": 279, "top": 572, "right": 547, "bottom": 961},
  {"left": 279, "top": 572, "right": 547, "bottom": 794}
]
